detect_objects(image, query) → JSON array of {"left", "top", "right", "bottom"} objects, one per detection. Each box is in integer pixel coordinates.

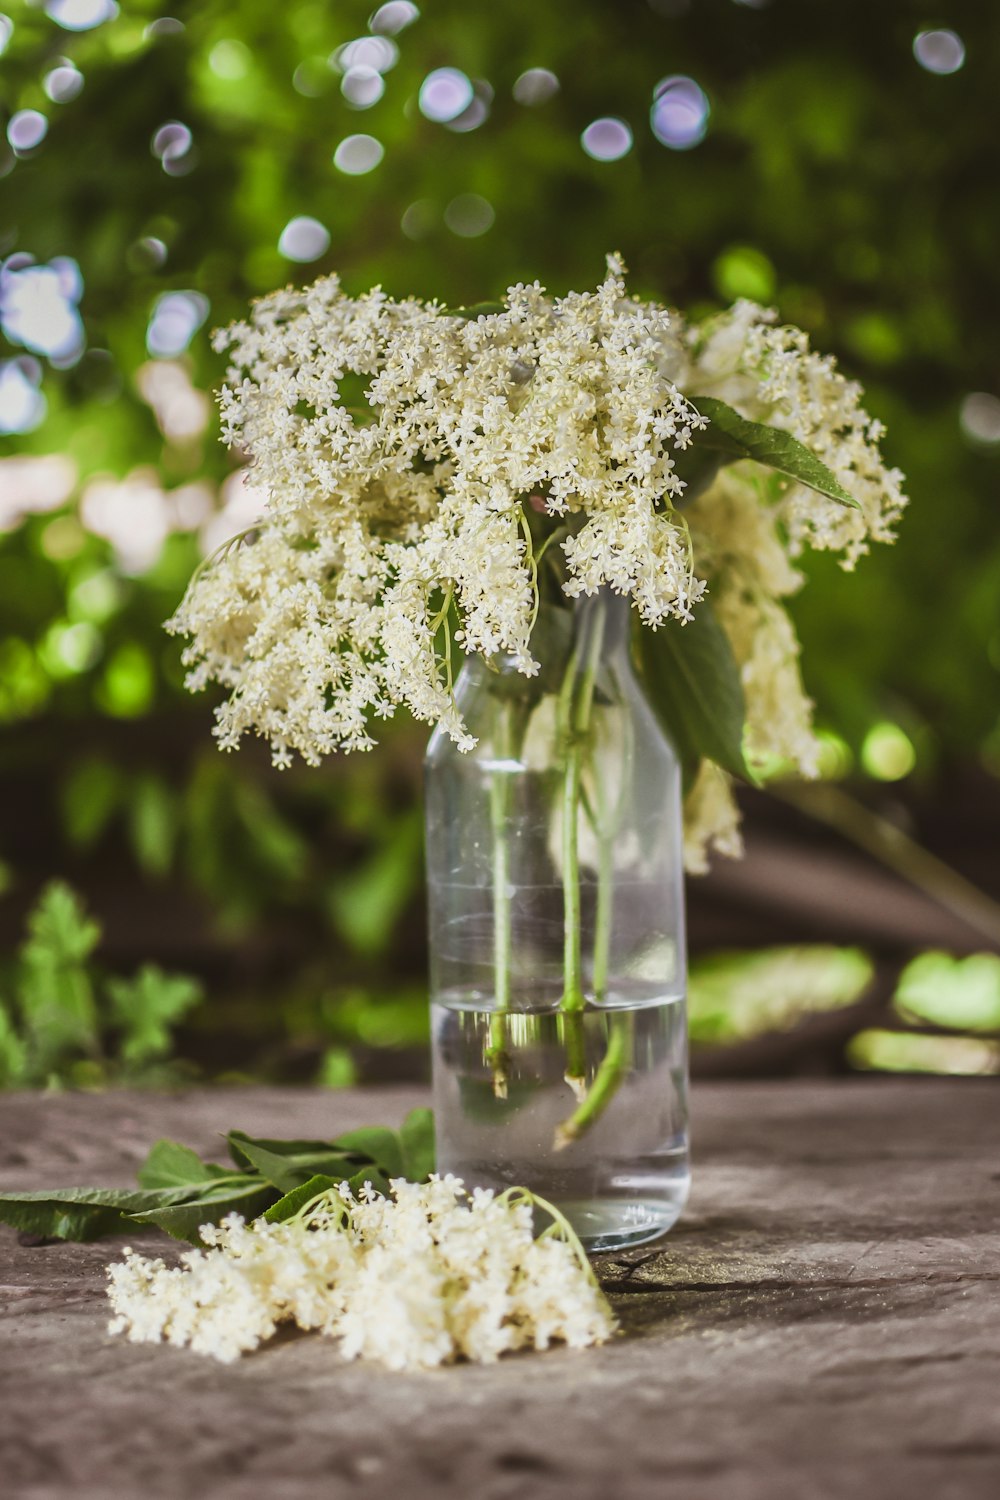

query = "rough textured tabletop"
[{"left": 1, "top": 1080, "right": 998, "bottom": 1500}]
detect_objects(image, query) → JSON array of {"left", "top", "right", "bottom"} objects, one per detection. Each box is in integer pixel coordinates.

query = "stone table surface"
[{"left": 1, "top": 1080, "right": 998, "bottom": 1500}]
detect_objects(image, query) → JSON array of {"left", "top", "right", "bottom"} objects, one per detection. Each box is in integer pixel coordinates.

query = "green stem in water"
[
  {"left": 554, "top": 1011, "right": 634, "bottom": 1152},
  {"left": 558, "top": 602, "right": 607, "bottom": 1093},
  {"left": 487, "top": 699, "right": 515, "bottom": 1097},
  {"left": 592, "top": 830, "right": 613, "bottom": 1004}
]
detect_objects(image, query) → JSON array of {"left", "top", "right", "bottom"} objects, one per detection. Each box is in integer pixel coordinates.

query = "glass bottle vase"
[{"left": 424, "top": 590, "right": 690, "bottom": 1250}]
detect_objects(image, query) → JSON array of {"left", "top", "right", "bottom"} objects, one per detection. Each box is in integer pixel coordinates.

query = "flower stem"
[
  {"left": 487, "top": 698, "right": 515, "bottom": 1097},
  {"left": 555, "top": 1011, "right": 634, "bottom": 1151},
  {"left": 558, "top": 600, "right": 606, "bottom": 1094}
]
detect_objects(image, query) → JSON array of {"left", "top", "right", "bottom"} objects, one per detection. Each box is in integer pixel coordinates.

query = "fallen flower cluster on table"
[{"left": 106, "top": 1174, "right": 616, "bottom": 1370}]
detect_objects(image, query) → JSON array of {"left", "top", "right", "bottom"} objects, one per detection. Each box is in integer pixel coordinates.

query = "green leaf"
[
  {"left": 329, "top": 1125, "right": 405, "bottom": 1179},
  {"left": 127, "top": 775, "right": 178, "bottom": 878},
  {"left": 263, "top": 1174, "right": 339, "bottom": 1223},
  {"left": 226, "top": 1132, "right": 338, "bottom": 1171},
  {"left": 22, "top": 881, "right": 101, "bottom": 966},
  {"left": 18, "top": 882, "right": 101, "bottom": 1067},
  {"left": 225, "top": 1133, "right": 355, "bottom": 1194},
  {"left": 130, "top": 1179, "right": 278, "bottom": 1244},
  {"left": 106, "top": 966, "right": 203, "bottom": 1067},
  {"left": 326, "top": 810, "right": 422, "bottom": 957},
  {"left": 692, "top": 396, "right": 861, "bottom": 510},
  {"left": 0, "top": 1187, "right": 188, "bottom": 1243},
  {"left": 263, "top": 1166, "right": 392, "bottom": 1224},
  {"left": 137, "top": 1138, "right": 233, "bottom": 1190},
  {"left": 399, "top": 1107, "right": 436, "bottom": 1181},
  {"left": 0, "top": 1001, "right": 27, "bottom": 1087},
  {"left": 638, "top": 603, "right": 749, "bottom": 788},
  {"left": 61, "top": 758, "right": 121, "bottom": 849}
]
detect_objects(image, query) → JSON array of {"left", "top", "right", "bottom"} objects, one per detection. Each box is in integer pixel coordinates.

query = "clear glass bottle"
[{"left": 424, "top": 590, "right": 690, "bottom": 1250}]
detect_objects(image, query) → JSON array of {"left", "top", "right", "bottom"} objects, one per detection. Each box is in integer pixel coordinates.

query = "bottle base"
[{"left": 554, "top": 1190, "right": 688, "bottom": 1252}]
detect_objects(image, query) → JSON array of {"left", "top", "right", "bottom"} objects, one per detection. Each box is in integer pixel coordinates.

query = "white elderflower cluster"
[
  {"left": 685, "top": 299, "right": 907, "bottom": 568},
  {"left": 168, "top": 259, "right": 906, "bottom": 868},
  {"left": 676, "top": 307, "right": 907, "bottom": 868},
  {"left": 106, "top": 1176, "right": 615, "bottom": 1370},
  {"left": 168, "top": 259, "right": 703, "bottom": 763}
]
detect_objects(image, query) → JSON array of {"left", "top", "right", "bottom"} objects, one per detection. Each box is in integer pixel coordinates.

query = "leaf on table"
[
  {"left": 329, "top": 1125, "right": 406, "bottom": 1180},
  {"left": 226, "top": 1132, "right": 337, "bottom": 1171},
  {"left": 137, "top": 1138, "right": 234, "bottom": 1190},
  {"left": 129, "top": 1178, "right": 278, "bottom": 1244},
  {"left": 691, "top": 396, "right": 861, "bottom": 510},
  {"left": 263, "top": 1174, "right": 339, "bottom": 1223},
  {"left": 0, "top": 1187, "right": 189, "bottom": 1243},
  {"left": 262, "top": 1166, "right": 392, "bottom": 1224},
  {"left": 225, "top": 1133, "right": 358, "bottom": 1195},
  {"left": 638, "top": 601, "right": 749, "bottom": 789},
  {"left": 399, "top": 1107, "right": 436, "bottom": 1181}
]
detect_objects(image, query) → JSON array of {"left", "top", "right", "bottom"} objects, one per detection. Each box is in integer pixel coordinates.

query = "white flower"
[
  {"left": 106, "top": 1177, "right": 616, "bottom": 1370},
  {"left": 168, "top": 261, "right": 906, "bottom": 870},
  {"left": 168, "top": 261, "right": 704, "bottom": 764}
]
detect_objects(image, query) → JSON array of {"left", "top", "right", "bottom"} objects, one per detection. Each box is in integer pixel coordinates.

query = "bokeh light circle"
[
  {"left": 45, "top": 0, "right": 118, "bottom": 30},
  {"left": 419, "top": 67, "right": 474, "bottom": 123},
  {"left": 444, "top": 194, "right": 495, "bottom": 237},
  {"left": 581, "top": 117, "right": 633, "bottom": 162},
  {"left": 146, "top": 291, "right": 209, "bottom": 358},
  {"left": 651, "top": 76, "right": 709, "bottom": 149},
  {"left": 960, "top": 393, "right": 1000, "bottom": 445},
  {"left": 369, "top": 2, "right": 419, "bottom": 35},
  {"left": 342, "top": 66, "right": 385, "bottom": 108},
  {"left": 278, "top": 217, "right": 331, "bottom": 262},
  {"left": 8, "top": 110, "right": 49, "bottom": 152},
  {"left": 513, "top": 68, "right": 559, "bottom": 106},
  {"left": 333, "top": 134, "right": 385, "bottom": 175},
  {"left": 44, "top": 63, "right": 85, "bottom": 103},
  {"left": 334, "top": 37, "right": 398, "bottom": 74},
  {"left": 913, "top": 29, "right": 965, "bottom": 75}
]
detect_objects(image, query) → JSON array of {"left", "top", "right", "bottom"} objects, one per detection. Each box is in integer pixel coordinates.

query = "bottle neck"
[{"left": 568, "top": 589, "right": 631, "bottom": 664}]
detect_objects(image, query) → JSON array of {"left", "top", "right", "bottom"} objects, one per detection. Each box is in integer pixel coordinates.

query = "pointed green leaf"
[
  {"left": 137, "top": 1139, "right": 233, "bottom": 1190},
  {"left": 262, "top": 1174, "right": 339, "bottom": 1224},
  {"left": 399, "top": 1108, "right": 436, "bottom": 1182},
  {"left": 225, "top": 1135, "right": 350, "bottom": 1194},
  {"left": 693, "top": 396, "right": 861, "bottom": 510},
  {"left": 329, "top": 1125, "right": 405, "bottom": 1179},
  {"left": 226, "top": 1131, "right": 360, "bottom": 1188},
  {"left": 226, "top": 1132, "right": 335, "bottom": 1171},
  {"left": 0, "top": 1187, "right": 189, "bottom": 1243},
  {"left": 129, "top": 1178, "right": 278, "bottom": 1244},
  {"left": 638, "top": 603, "right": 749, "bottom": 789},
  {"left": 263, "top": 1166, "right": 392, "bottom": 1225}
]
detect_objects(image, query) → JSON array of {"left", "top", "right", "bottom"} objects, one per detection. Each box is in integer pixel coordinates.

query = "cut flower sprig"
[
  {"left": 169, "top": 254, "right": 905, "bottom": 872},
  {"left": 106, "top": 1175, "right": 617, "bottom": 1370}
]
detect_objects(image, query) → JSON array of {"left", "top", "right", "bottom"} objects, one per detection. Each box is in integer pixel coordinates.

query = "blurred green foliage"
[
  {"left": 0, "top": 880, "right": 202, "bottom": 1085},
  {"left": 1, "top": 0, "right": 999, "bottom": 1077}
]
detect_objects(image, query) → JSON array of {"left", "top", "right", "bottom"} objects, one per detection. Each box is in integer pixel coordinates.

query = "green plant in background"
[
  {"left": 687, "top": 945, "right": 875, "bottom": 1044},
  {"left": 0, "top": 881, "right": 202, "bottom": 1086}
]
